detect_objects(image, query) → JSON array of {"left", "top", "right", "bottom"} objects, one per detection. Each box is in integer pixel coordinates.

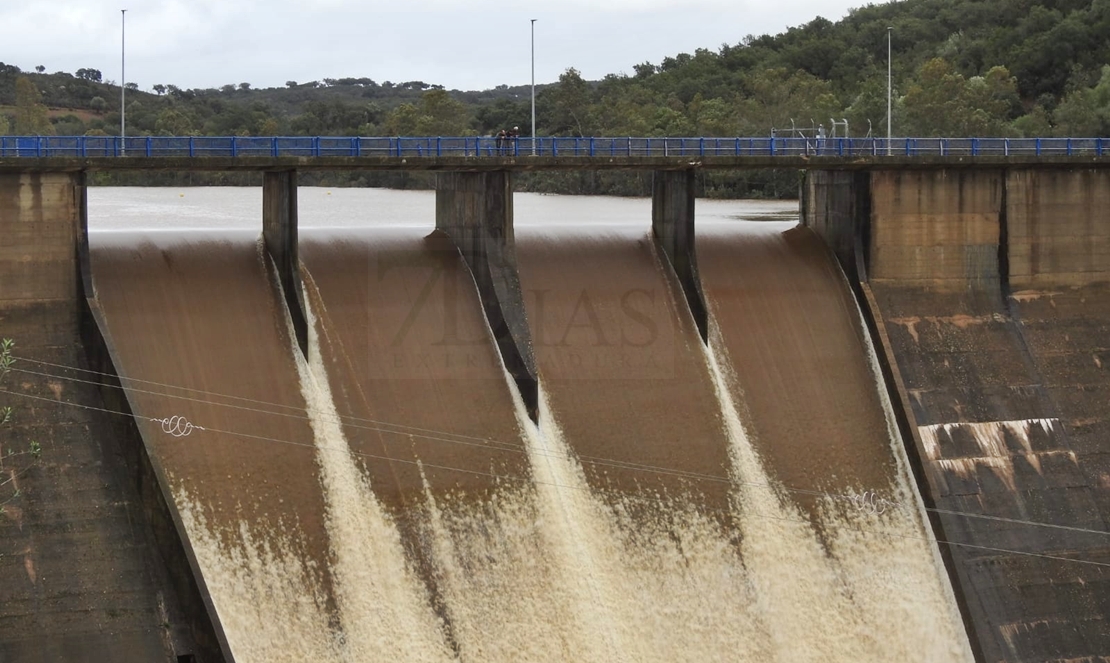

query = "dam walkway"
[{"left": 1, "top": 134, "right": 1108, "bottom": 172}]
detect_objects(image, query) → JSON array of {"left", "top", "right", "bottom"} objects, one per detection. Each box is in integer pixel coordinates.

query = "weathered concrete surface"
[
  {"left": 0, "top": 173, "right": 81, "bottom": 302},
  {"left": 870, "top": 169, "right": 1003, "bottom": 290},
  {"left": 807, "top": 167, "right": 1110, "bottom": 662},
  {"left": 0, "top": 173, "right": 205, "bottom": 661},
  {"left": 801, "top": 169, "right": 870, "bottom": 279},
  {"left": 1007, "top": 169, "right": 1110, "bottom": 288},
  {"left": 435, "top": 171, "right": 538, "bottom": 419},
  {"left": 652, "top": 169, "right": 708, "bottom": 341},
  {"left": 263, "top": 170, "right": 308, "bottom": 355}
]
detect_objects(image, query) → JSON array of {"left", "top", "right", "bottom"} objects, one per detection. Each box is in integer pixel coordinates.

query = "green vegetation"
[
  {"left": 0, "top": 339, "right": 41, "bottom": 510},
  {"left": 3, "top": 0, "right": 1110, "bottom": 196}
]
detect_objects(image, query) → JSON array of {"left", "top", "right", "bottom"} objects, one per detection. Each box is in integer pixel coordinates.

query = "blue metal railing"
[{"left": 0, "top": 135, "right": 1106, "bottom": 159}]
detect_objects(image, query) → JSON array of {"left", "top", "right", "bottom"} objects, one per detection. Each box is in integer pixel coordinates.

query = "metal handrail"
[{"left": 0, "top": 135, "right": 1105, "bottom": 159}]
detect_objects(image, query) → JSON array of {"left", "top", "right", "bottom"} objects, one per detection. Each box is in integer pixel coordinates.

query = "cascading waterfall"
[
  {"left": 288, "top": 295, "right": 456, "bottom": 662},
  {"left": 704, "top": 327, "right": 974, "bottom": 662},
  {"left": 89, "top": 217, "right": 977, "bottom": 663}
]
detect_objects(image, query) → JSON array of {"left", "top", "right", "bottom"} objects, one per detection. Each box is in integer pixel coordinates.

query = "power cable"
[
  {"left": 3, "top": 385, "right": 1110, "bottom": 573},
  {"left": 11, "top": 354, "right": 1110, "bottom": 540}
]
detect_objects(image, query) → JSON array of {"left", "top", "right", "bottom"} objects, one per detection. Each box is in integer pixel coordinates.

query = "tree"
[
  {"left": 0, "top": 114, "right": 10, "bottom": 135},
  {"left": 34, "top": 65, "right": 45, "bottom": 73},
  {"left": 385, "top": 89, "right": 472, "bottom": 135},
  {"left": 286, "top": 80, "right": 297, "bottom": 88},
  {"left": 540, "top": 68, "right": 595, "bottom": 136},
  {"left": 901, "top": 59, "right": 1018, "bottom": 136},
  {"left": 734, "top": 68, "right": 842, "bottom": 135},
  {"left": 239, "top": 82, "right": 251, "bottom": 91},
  {"left": 76, "top": 68, "right": 102, "bottom": 82},
  {"left": 14, "top": 77, "right": 55, "bottom": 135},
  {"left": 1053, "top": 65, "right": 1110, "bottom": 136},
  {"left": 152, "top": 84, "right": 166, "bottom": 95}
]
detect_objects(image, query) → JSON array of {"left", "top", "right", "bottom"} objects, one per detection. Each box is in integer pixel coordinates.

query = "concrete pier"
[
  {"left": 435, "top": 171, "right": 539, "bottom": 420},
  {"left": 263, "top": 170, "right": 309, "bottom": 356},
  {"left": 651, "top": 170, "right": 708, "bottom": 341}
]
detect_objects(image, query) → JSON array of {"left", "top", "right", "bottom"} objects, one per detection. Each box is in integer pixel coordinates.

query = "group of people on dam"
[{"left": 494, "top": 126, "right": 521, "bottom": 151}]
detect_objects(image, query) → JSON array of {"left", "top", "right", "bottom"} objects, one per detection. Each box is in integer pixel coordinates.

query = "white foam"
[
  {"left": 289, "top": 291, "right": 456, "bottom": 662},
  {"left": 703, "top": 322, "right": 975, "bottom": 662}
]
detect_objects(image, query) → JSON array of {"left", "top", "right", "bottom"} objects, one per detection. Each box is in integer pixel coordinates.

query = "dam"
[{"left": 0, "top": 151, "right": 1107, "bottom": 662}]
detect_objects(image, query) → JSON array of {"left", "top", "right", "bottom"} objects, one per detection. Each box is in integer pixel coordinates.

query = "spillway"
[{"left": 87, "top": 194, "right": 974, "bottom": 662}]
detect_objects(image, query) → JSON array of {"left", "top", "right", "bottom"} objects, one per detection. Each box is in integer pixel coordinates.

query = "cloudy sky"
[{"left": 4, "top": 0, "right": 874, "bottom": 92}]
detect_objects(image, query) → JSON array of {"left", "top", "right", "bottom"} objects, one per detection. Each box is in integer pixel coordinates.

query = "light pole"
[
  {"left": 886, "top": 26, "right": 892, "bottom": 156},
  {"left": 121, "top": 9, "right": 127, "bottom": 156},
  {"left": 531, "top": 18, "right": 537, "bottom": 156}
]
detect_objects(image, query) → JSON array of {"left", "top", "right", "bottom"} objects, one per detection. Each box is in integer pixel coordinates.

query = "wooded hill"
[{"left": 3, "top": 0, "right": 1109, "bottom": 196}]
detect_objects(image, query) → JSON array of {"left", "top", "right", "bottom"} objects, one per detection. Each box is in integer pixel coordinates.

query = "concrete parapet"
[
  {"left": 435, "top": 171, "right": 538, "bottom": 419},
  {"left": 0, "top": 172, "right": 81, "bottom": 302},
  {"left": 1007, "top": 168, "right": 1110, "bottom": 287},
  {"left": 869, "top": 170, "right": 1003, "bottom": 290},
  {"left": 652, "top": 170, "right": 708, "bottom": 341},
  {"left": 263, "top": 170, "right": 309, "bottom": 355}
]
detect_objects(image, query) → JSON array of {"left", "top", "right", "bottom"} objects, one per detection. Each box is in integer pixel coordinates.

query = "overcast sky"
[{"left": 4, "top": 0, "right": 876, "bottom": 92}]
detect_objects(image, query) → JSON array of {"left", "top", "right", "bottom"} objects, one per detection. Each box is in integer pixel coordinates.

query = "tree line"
[{"left": 3, "top": 0, "right": 1109, "bottom": 197}]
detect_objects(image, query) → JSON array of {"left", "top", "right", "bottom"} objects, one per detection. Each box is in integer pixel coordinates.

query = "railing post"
[
  {"left": 971, "top": 138, "right": 978, "bottom": 156},
  {"left": 188, "top": 136, "right": 195, "bottom": 157},
  {"left": 272, "top": 136, "right": 279, "bottom": 157},
  {"left": 1098, "top": 138, "right": 1104, "bottom": 157},
  {"left": 80, "top": 136, "right": 87, "bottom": 158},
  {"left": 435, "top": 136, "right": 442, "bottom": 157},
  {"left": 627, "top": 136, "right": 632, "bottom": 156},
  {"left": 589, "top": 137, "right": 595, "bottom": 157},
  {"left": 1004, "top": 138, "right": 1010, "bottom": 157},
  {"left": 230, "top": 136, "right": 238, "bottom": 158},
  {"left": 1067, "top": 138, "right": 1073, "bottom": 156},
  {"left": 1036, "top": 137, "right": 1042, "bottom": 156}
]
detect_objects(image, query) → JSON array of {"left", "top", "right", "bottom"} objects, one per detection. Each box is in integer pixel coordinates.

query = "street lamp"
[
  {"left": 121, "top": 9, "right": 127, "bottom": 156},
  {"left": 886, "top": 26, "right": 892, "bottom": 156},
  {"left": 531, "top": 18, "right": 537, "bottom": 156}
]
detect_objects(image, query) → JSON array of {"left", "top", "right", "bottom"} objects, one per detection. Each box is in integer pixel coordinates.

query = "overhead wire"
[
  {"left": 10, "top": 353, "right": 1110, "bottom": 541},
  {"left": 3, "top": 376, "right": 1110, "bottom": 573}
]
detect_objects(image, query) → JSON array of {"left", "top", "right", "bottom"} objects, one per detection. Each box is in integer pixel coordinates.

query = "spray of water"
[
  {"left": 176, "top": 492, "right": 338, "bottom": 661},
  {"left": 289, "top": 294, "right": 456, "bottom": 662},
  {"left": 703, "top": 322, "right": 974, "bottom": 662}
]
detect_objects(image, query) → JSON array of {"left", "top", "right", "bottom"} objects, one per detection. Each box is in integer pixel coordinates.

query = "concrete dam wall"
[
  {"left": 805, "top": 167, "right": 1110, "bottom": 662},
  {"left": 0, "top": 164, "right": 1106, "bottom": 662}
]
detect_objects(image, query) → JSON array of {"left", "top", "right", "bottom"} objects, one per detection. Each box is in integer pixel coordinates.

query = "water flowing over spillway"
[{"left": 89, "top": 197, "right": 973, "bottom": 662}]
